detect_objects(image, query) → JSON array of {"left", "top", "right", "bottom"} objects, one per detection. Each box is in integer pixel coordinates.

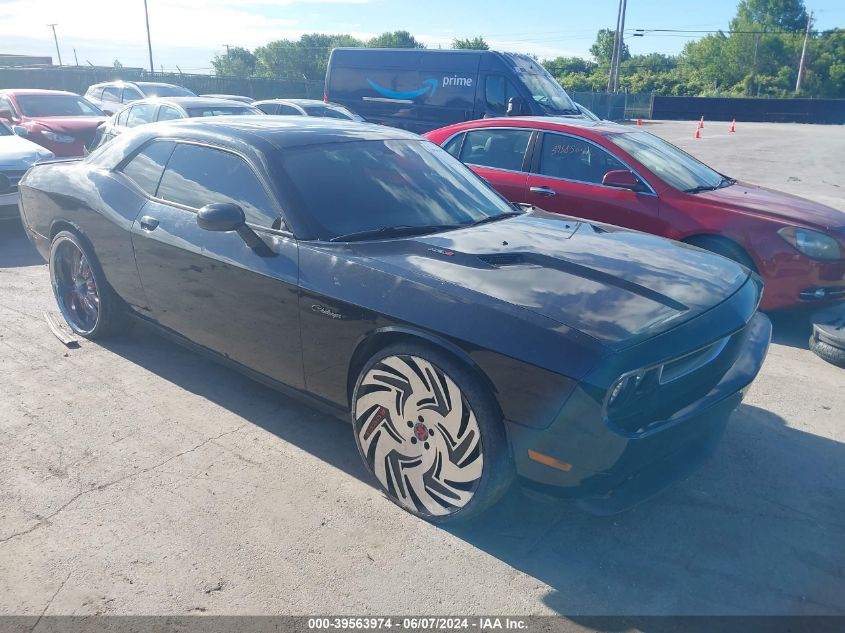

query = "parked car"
[
  {"left": 85, "top": 81, "right": 196, "bottom": 115},
  {"left": 94, "top": 97, "right": 262, "bottom": 146},
  {"left": 254, "top": 98, "right": 364, "bottom": 121},
  {"left": 19, "top": 116, "right": 771, "bottom": 521},
  {"left": 0, "top": 121, "right": 54, "bottom": 221},
  {"left": 425, "top": 117, "right": 845, "bottom": 310},
  {"left": 200, "top": 94, "right": 255, "bottom": 104},
  {"left": 0, "top": 89, "right": 106, "bottom": 157},
  {"left": 325, "top": 48, "right": 582, "bottom": 133}
]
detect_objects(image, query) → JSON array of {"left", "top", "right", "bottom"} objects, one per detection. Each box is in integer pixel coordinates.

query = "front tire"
[
  {"left": 352, "top": 342, "right": 513, "bottom": 523},
  {"left": 49, "top": 230, "right": 129, "bottom": 339}
]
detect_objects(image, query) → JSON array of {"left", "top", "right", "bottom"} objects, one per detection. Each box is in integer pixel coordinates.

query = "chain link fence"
[{"left": 569, "top": 91, "right": 654, "bottom": 120}]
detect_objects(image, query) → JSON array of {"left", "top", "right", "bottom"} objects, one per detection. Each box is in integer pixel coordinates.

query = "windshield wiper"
[
  {"left": 718, "top": 176, "right": 737, "bottom": 188},
  {"left": 329, "top": 224, "right": 462, "bottom": 243},
  {"left": 684, "top": 184, "right": 719, "bottom": 194},
  {"left": 470, "top": 211, "right": 524, "bottom": 227}
]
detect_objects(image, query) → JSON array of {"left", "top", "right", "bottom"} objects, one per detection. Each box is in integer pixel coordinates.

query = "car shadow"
[
  {"left": 766, "top": 309, "right": 815, "bottom": 350},
  {"left": 0, "top": 221, "right": 43, "bottom": 268},
  {"left": 100, "top": 328, "right": 845, "bottom": 617}
]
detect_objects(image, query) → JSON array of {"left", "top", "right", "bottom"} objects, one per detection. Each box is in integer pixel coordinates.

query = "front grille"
[{"left": 0, "top": 170, "right": 25, "bottom": 195}]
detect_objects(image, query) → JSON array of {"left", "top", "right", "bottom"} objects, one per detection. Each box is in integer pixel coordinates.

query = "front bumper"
[{"left": 508, "top": 311, "right": 772, "bottom": 514}]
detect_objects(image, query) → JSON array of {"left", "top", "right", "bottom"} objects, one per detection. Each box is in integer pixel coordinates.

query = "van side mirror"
[
  {"left": 602, "top": 170, "right": 641, "bottom": 191},
  {"left": 506, "top": 96, "right": 528, "bottom": 117}
]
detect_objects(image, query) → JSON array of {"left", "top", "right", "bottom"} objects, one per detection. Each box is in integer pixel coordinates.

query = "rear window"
[
  {"left": 139, "top": 84, "right": 195, "bottom": 98},
  {"left": 276, "top": 139, "right": 514, "bottom": 240},
  {"left": 302, "top": 105, "right": 355, "bottom": 120}
]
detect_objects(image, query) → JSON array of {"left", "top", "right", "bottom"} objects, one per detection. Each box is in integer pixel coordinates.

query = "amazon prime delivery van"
[{"left": 324, "top": 48, "right": 581, "bottom": 133}]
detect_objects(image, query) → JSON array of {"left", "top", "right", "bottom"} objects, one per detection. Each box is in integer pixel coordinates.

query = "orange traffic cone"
[
  {"left": 730, "top": 118, "right": 736, "bottom": 133},
  {"left": 695, "top": 127, "right": 701, "bottom": 139},
  {"left": 699, "top": 116, "right": 705, "bottom": 128},
  {"left": 636, "top": 118, "right": 643, "bottom": 126}
]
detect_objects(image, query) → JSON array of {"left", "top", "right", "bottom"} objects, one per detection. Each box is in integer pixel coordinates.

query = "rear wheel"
[
  {"left": 351, "top": 343, "right": 513, "bottom": 523},
  {"left": 49, "top": 231, "right": 129, "bottom": 339},
  {"left": 810, "top": 336, "right": 845, "bottom": 368}
]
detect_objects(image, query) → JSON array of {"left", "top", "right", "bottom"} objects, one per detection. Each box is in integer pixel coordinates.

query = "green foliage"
[
  {"left": 452, "top": 37, "right": 489, "bottom": 50},
  {"left": 113, "top": 59, "right": 123, "bottom": 69},
  {"left": 590, "top": 28, "right": 630, "bottom": 66},
  {"left": 211, "top": 46, "right": 257, "bottom": 78},
  {"left": 367, "top": 31, "right": 425, "bottom": 49}
]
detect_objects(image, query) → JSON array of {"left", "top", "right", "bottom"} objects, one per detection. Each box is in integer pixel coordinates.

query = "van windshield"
[{"left": 519, "top": 73, "right": 578, "bottom": 115}]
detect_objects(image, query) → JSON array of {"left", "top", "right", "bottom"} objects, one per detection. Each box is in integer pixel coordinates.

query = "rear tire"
[
  {"left": 49, "top": 230, "right": 131, "bottom": 339},
  {"left": 685, "top": 235, "right": 757, "bottom": 272},
  {"left": 351, "top": 342, "right": 513, "bottom": 524}
]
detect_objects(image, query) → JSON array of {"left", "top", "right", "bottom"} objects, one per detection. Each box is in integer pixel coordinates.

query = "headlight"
[
  {"left": 778, "top": 227, "right": 841, "bottom": 260},
  {"left": 41, "top": 131, "right": 76, "bottom": 144}
]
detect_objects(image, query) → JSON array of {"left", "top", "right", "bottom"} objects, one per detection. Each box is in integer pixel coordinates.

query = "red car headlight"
[{"left": 778, "top": 227, "right": 841, "bottom": 261}]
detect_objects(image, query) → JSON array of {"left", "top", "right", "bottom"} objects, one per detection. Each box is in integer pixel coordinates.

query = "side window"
[
  {"left": 122, "top": 87, "right": 144, "bottom": 103},
  {"left": 442, "top": 133, "right": 464, "bottom": 159},
  {"left": 126, "top": 103, "right": 156, "bottom": 128},
  {"left": 484, "top": 76, "right": 519, "bottom": 115},
  {"left": 102, "top": 86, "right": 121, "bottom": 101},
  {"left": 0, "top": 96, "right": 16, "bottom": 118},
  {"left": 278, "top": 105, "right": 300, "bottom": 115},
  {"left": 537, "top": 133, "right": 626, "bottom": 185},
  {"left": 157, "top": 144, "right": 279, "bottom": 227},
  {"left": 120, "top": 141, "right": 175, "bottom": 196},
  {"left": 88, "top": 87, "right": 104, "bottom": 100},
  {"left": 157, "top": 106, "right": 182, "bottom": 121},
  {"left": 115, "top": 107, "right": 130, "bottom": 126},
  {"left": 256, "top": 103, "right": 278, "bottom": 115},
  {"left": 459, "top": 129, "right": 532, "bottom": 172}
]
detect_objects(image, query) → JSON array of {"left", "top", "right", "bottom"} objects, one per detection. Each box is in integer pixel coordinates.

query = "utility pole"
[
  {"left": 143, "top": 0, "right": 154, "bottom": 73},
  {"left": 607, "top": 0, "right": 627, "bottom": 93},
  {"left": 796, "top": 11, "right": 813, "bottom": 93},
  {"left": 73, "top": 48, "right": 79, "bottom": 66},
  {"left": 47, "top": 24, "right": 62, "bottom": 66},
  {"left": 607, "top": 0, "right": 623, "bottom": 92},
  {"left": 223, "top": 44, "right": 231, "bottom": 54}
]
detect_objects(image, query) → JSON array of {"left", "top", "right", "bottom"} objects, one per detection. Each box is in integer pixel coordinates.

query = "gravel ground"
[{"left": 0, "top": 121, "right": 843, "bottom": 623}]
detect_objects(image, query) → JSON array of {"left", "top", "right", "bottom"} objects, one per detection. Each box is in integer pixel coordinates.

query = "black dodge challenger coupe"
[{"left": 18, "top": 117, "right": 772, "bottom": 522}]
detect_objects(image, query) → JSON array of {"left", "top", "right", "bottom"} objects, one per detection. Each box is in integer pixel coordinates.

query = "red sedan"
[
  {"left": 0, "top": 89, "right": 106, "bottom": 157},
  {"left": 424, "top": 117, "right": 845, "bottom": 310}
]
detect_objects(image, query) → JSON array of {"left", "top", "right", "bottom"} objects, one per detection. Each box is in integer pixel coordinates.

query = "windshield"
[
  {"left": 303, "top": 105, "right": 360, "bottom": 121},
  {"left": 519, "top": 73, "right": 578, "bottom": 115},
  {"left": 608, "top": 131, "right": 728, "bottom": 192},
  {"left": 16, "top": 95, "right": 103, "bottom": 117},
  {"left": 187, "top": 106, "right": 258, "bottom": 117},
  {"left": 140, "top": 84, "right": 195, "bottom": 98},
  {"left": 277, "top": 139, "right": 516, "bottom": 241}
]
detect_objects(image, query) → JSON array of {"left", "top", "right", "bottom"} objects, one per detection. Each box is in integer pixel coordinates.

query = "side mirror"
[
  {"left": 197, "top": 203, "right": 245, "bottom": 232},
  {"left": 12, "top": 125, "right": 27, "bottom": 137},
  {"left": 506, "top": 96, "right": 528, "bottom": 117},
  {"left": 602, "top": 169, "right": 641, "bottom": 191}
]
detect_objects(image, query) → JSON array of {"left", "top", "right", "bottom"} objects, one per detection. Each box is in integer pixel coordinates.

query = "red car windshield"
[
  {"left": 16, "top": 95, "right": 103, "bottom": 117},
  {"left": 608, "top": 131, "right": 730, "bottom": 193}
]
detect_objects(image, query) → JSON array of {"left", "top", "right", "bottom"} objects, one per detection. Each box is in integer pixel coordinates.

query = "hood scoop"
[{"left": 478, "top": 253, "right": 526, "bottom": 267}]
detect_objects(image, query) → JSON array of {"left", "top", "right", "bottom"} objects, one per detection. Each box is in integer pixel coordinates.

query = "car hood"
[
  {"left": 698, "top": 181, "right": 845, "bottom": 230},
  {"left": 0, "top": 134, "right": 54, "bottom": 166},
  {"left": 27, "top": 116, "right": 106, "bottom": 132},
  {"left": 357, "top": 210, "right": 750, "bottom": 348}
]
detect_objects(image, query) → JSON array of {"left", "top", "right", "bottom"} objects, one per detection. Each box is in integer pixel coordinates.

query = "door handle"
[
  {"left": 529, "top": 186, "right": 557, "bottom": 197},
  {"left": 139, "top": 215, "right": 159, "bottom": 231}
]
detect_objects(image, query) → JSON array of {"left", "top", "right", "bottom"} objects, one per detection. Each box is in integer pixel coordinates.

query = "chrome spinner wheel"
[
  {"left": 353, "top": 354, "right": 484, "bottom": 518},
  {"left": 50, "top": 235, "right": 100, "bottom": 335}
]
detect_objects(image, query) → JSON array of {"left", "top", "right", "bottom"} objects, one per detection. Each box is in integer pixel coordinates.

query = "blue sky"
[{"left": 1, "top": 0, "right": 843, "bottom": 72}]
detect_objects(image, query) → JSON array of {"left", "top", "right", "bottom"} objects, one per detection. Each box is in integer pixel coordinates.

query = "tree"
[
  {"left": 254, "top": 34, "right": 364, "bottom": 80},
  {"left": 452, "top": 37, "right": 489, "bottom": 50},
  {"left": 368, "top": 31, "right": 425, "bottom": 49},
  {"left": 211, "top": 46, "right": 256, "bottom": 78},
  {"left": 590, "top": 28, "right": 629, "bottom": 67},
  {"left": 113, "top": 59, "right": 123, "bottom": 69}
]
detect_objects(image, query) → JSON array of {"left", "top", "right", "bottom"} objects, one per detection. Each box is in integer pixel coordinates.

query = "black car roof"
[{"left": 143, "top": 115, "right": 420, "bottom": 150}]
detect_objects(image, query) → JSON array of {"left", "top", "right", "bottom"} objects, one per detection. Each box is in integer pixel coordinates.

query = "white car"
[{"left": 0, "top": 121, "right": 54, "bottom": 222}]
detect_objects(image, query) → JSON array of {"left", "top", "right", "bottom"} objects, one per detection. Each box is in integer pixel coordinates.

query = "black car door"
[{"left": 129, "top": 140, "right": 303, "bottom": 389}]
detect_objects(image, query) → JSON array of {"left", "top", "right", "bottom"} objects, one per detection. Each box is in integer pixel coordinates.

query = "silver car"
[
  {"left": 253, "top": 99, "right": 364, "bottom": 121},
  {"left": 0, "top": 121, "right": 54, "bottom": 222},
  {"left": 84, "top": 81, "right": 196, "bottom": 115}
]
